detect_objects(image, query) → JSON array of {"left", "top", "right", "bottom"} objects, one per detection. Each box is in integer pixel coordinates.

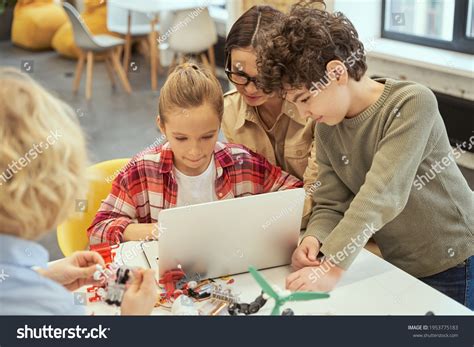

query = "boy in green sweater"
[{"left": 256, "top": 1, "right": 474, "bottom": 309}]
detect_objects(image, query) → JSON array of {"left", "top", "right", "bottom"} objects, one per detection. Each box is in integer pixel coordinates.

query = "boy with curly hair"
[{"left": 256, "top": 1, "right": 474, "bottom": 309}]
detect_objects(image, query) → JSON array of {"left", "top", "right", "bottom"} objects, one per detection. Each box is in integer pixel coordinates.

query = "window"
[
  {"left": 382, "top": 0, "right": 474, "bottom": 54},
  {"left": 467, "top": 0, "right": 474, "bottom": 37}
]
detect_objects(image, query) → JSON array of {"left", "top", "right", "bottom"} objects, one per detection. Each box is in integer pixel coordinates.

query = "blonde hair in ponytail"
[{"left": 158, "top": 62, "right": 223, "bottom": 123}]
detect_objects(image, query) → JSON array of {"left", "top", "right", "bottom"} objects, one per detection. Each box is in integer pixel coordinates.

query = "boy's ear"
[{"left": 326, "top": 60, "right": 348, "bottom": 85}]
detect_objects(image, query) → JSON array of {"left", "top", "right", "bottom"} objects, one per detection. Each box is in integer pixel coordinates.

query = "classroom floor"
[{"left": 1, "top": 41, "right": 473, "bottom": 260}]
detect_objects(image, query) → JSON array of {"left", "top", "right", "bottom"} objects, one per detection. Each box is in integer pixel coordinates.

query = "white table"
[
  {"left": 75, "top": 241, "right": 473, "bottom": 315},
  {"left": 109, "top": 0, "right": 226, "bottom": 90},
  {"left": 110, "top": 0, "right": 226, "bottom": 14}
]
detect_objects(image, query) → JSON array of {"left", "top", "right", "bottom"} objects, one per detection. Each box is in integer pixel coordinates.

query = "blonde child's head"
[
  {"left": 158, "top": 62, "right": 224, "bottom": 123},
  {"left": 157, "top": 62, "right": 223, "bottom": 176},
  {"left": 0, "top": 68, "right": 88, "bottom": 240}
]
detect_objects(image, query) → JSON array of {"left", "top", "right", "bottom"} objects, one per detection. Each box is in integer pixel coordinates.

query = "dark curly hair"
[
  {"left": 256, "top": 0, "right": 367, "bottom": 94},
  {"left": 225, "top": 5, "right": 284, "bottom": 70}
]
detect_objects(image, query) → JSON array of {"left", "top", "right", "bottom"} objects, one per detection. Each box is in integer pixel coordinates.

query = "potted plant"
[{"left": 0, "top": 0, "right": 17, "bottom": 41}]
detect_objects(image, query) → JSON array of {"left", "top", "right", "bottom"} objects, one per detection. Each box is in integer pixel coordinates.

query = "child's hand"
[
  {"left": 38, "top": 251, "right": 105, "bottom": 291},
  {"left": 291, "top": 236, "right": 322, "bottom": 270},
  {"left": 286, "top": 260, "right": 345, "bottom": 292},
  {"left": 121, "top": 269, "right": 157, "bottom": 315}
]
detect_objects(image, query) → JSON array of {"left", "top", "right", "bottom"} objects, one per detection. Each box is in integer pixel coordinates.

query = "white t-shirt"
[{"left": 174, "top": 157, "right": 218, "bottom": 207}]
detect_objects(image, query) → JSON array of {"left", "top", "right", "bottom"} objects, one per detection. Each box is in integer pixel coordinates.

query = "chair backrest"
[
  {"left": 168, "top": 8, "right": 217, "bottom": 54},
  {"left": 56, "top": 158, "right": 130, "bottom": 256},
  {"left": 62, "top": 2, "right": 97, "bottom": 50}
]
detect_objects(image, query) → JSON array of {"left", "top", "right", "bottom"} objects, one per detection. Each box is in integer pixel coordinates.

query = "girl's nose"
[
  {"left": 244, "top": 82, "right": 258, "bottom": 95},
  {"left": 189, "top": 145, "right": 202, "bottom": 157}
]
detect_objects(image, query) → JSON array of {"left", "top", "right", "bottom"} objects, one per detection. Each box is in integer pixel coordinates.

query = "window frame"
[{"left": 381, "top": 0, "right": 474, "bottom": 54}]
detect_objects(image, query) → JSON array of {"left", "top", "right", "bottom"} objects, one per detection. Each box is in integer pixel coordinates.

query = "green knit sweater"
[{"left": 304, "top": 78, "right": 474, "bottom": 278}]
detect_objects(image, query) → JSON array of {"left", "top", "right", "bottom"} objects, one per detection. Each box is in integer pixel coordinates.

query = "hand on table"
[
  {"left": 291, "top": 236, "right": 322, "bottom": 270},
  {"left": 121, "top": 269, "right": 157, "bottom": 315},
  {"left": 286, "top": 259, "right": 345, "bottom": 292},
  {"left": 38, "top": 251, "right": 105, "bottom": 291}
]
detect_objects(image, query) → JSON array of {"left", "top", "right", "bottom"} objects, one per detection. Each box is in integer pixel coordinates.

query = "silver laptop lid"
[{"left": 157, "top": 188, "right": 305, "bottom": 279}]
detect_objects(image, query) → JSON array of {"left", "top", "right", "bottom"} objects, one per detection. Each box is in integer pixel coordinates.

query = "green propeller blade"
[
  {"left": 284, "top": 292, "right": 330, "bottom": 301},
  {"left": 248, "top": 266, "right": 330, "bottom": 315},
  {"left": 248, "top": 266, "right": 280, "bottom": 300}
]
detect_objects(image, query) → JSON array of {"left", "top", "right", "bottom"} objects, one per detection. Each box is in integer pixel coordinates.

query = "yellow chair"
[{"left": 57, "top": 158, "right": 130, "bottom": 256}]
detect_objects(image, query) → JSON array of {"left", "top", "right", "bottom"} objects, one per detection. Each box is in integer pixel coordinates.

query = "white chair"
[
  {"left": 63, "top": 3, "right": 131, "bottom": 100},
  {"left": 167, "top": 8, "right": 218, "bottom": 74}
]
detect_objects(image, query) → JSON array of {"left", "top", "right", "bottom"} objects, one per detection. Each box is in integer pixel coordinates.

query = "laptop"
[{"left": 142, "top": 188, "right": 305, "bottom": 279}]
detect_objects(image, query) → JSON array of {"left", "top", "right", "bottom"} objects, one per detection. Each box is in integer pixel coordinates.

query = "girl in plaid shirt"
[{"left": 88, "top": 63, "right": 303, "bottom": 245}]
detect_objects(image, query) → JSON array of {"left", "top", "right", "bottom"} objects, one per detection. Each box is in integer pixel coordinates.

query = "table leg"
[
  {"left": 208, "top": 46, "right": 216, "bottom": 75},
  {"left": 123, "top": 11, "right": 132, "bottom": 74},
  {"left": 150, "top": 16, "right": 158, "bottom": 91},
  {"left": 201, "top": 53, "right": 211, "bottom": 71}
]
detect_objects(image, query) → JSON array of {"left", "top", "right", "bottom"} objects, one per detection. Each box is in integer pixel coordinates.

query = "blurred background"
[{"left": 0, "top": 0, "right": 472, "bottom": 259}]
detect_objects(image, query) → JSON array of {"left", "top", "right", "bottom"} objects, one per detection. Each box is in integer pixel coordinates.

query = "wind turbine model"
[{"left": 248, "top": 266, "right": 330, "bottom": 315}]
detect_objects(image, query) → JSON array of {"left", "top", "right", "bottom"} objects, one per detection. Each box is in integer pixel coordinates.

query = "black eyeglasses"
[{"left": 224, "top": 56, "right": 263, "bottom": 88}]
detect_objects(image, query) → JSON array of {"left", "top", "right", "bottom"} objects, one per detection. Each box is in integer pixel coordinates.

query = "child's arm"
[
  {"left": 303, "top": 137, "right": 355, "bottom": 245},
  {"left": 122, "top": 223, "right": 156, "bottom": 242},
  {"left": 288, "top": 143, "right": 353, "bottom": 291},
  {"left": 87, "top": 172, "right": 142, "bottom": 245}
]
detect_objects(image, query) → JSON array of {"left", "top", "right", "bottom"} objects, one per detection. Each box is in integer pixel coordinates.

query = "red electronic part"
[
  {"left": 86, "top": 286, "right": 106, "bottom": 302},
  {"left": 159, "top": 269, "right": 186, "bottom": 300},
  {"left": 90, "top": 242, "right": 118, "bottom": 265},
  {"left": 86, "top": 243, "right": 118, "bottom": 303}
]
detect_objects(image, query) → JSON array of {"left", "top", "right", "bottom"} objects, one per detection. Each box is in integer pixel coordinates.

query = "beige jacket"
[{"left": 222, "top": 90, "right": 319, "bottom": 227}]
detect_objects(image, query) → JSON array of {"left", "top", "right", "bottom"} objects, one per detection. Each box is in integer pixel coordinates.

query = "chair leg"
[
  {"left": 73, "top": 51, "right": 85, "bottom": 94},
  {"left": 85, "top": 51, "right": 94, "bottom": 100},
  {"left": 116, "top": 45, "right": 123, "bottom": 59},
  {"left": 200, "top": 53, "right": 211, "bottom": 71},
  {"left": 208, "top": 46, "right": 216, "bottom": 75},
  {"left": 123, "top": 11, "right": 132, "bottom": 74},
  {"left": 110, "top": 51, "right": 132, "bottom": 94},
  {"left": 105, "top": 56, "right": 116, "bottom": 89}
]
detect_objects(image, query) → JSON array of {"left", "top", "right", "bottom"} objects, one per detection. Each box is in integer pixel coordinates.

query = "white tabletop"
[
  {"left": 75, "top": 241, "right": 472, "bottom": 316},
  {"left": 109, "top": 0, "right": 226, "bottom": 14}
]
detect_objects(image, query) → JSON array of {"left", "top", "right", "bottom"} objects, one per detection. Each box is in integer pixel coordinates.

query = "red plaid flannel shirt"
[{"left": 87, "top": 141, "right": 303, "bottom": 245}]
